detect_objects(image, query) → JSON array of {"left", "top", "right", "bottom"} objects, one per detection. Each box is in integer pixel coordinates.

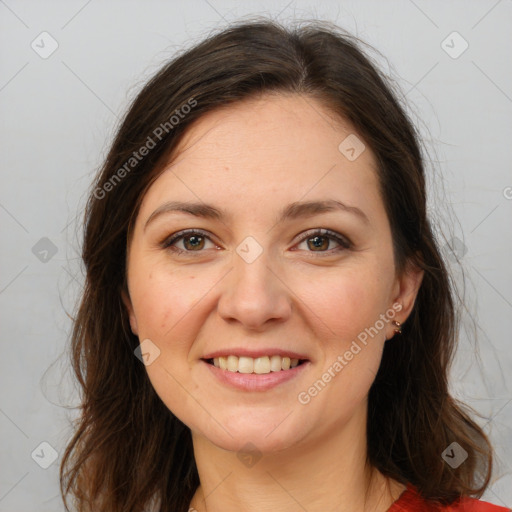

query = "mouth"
[{"left": 202, "top": 355, "right": 309, "bottom": 374}]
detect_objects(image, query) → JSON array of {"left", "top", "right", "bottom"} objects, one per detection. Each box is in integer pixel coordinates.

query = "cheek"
[
  {"left": 293, "top": 265, "right": 391, "bottom": 410},
  {"left": 129, "top": 262, "right": 206, "bottom": 342},
  {"left": 297, "top": 264, "right": 390, "bottom": 344},
  {"left": 128, "top": 264, "right": 209, "bottom": 414}
]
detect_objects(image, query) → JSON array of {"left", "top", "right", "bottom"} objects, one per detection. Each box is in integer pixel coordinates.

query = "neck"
[{"left": 189, "top": 409, "right": 405, "bottom": 512}]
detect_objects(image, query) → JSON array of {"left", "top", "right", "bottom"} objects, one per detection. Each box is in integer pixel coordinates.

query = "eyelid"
[
  {"left": 160, "top": 228, "right": 352, "bottom": 255},
  {"left": 293, "top": 228, "right": 352, "bottom": 255},
  {"left": 160, "top": 228, "right": 217, "bottom": 250}
]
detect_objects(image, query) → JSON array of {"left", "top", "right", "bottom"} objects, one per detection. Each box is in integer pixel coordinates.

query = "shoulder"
[
  {"left": 389, "top": 484, "right": 510, "bottom": 512},
  {"left": 443, "top": 497, "right": 511, "bottom": 512}
]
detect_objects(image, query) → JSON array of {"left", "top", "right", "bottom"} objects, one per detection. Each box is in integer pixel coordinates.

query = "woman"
[{"left": 59, "top": 18, "right": 509, "bottom": 512}]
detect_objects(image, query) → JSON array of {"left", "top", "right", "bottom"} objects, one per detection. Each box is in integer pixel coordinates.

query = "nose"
[{"left": 217, "top": 250, "right": 292, "bottom": 331}]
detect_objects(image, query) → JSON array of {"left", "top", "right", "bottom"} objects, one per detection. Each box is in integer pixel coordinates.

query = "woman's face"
[{"left": 124, "top": 94, "right": 421, "bottom": 453}]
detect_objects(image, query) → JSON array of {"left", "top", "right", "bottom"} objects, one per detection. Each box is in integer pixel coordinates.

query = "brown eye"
[
  {"left": 295, "top": 229, "right": 351, "bottom": 254},
  {"left": 306, "top": 235, "right": 330, "bottom": 251},
  {"left": 182, "top": 234, "right": 205, "bottom": 251},
  {"left": 161, "top": 229, "right": 217, "bottom": 255}
]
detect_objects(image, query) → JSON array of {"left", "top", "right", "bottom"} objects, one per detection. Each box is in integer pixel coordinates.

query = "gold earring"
[{"left": 392, "top": 320, "right": 402, "bottom": 334}]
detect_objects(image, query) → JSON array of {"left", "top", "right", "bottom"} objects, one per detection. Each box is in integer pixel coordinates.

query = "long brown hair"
[{"left": 60, "top": 17, "right": 493, "bottom": 511}]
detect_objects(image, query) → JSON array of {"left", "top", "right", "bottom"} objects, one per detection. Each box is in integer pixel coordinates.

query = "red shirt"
[{"left": 388, "top": 484, "right": 510, "bottom": 511}]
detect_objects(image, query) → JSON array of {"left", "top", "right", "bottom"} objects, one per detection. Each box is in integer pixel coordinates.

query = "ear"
[
  {"left": 388, "top": 261, "right": 424, "bottom": 337},
  {"left": 121, "top": 288, "right": 139, "bottom": 336}
]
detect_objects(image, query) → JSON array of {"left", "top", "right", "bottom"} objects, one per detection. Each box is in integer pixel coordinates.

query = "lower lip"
[{"left": 202, "top": 360, "right": 310, "bottom": 391}]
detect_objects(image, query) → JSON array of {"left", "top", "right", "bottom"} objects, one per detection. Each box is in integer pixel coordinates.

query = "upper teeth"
[{"left": 212, "top": 355, "right": 301, "bottom": 374}]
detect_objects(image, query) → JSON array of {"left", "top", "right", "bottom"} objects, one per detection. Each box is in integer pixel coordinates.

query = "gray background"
[{"left": 1, "top": 0, "right": 511, "bottom": 510}]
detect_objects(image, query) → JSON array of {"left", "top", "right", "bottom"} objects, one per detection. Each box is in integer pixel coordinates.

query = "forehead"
[{"left": 139, "top": 94, "right": 383, "bottom": 224}]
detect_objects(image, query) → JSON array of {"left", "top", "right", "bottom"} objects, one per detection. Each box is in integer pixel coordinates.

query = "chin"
[{"left": 193, "top": 409, "right": 310, "bottom": 455}]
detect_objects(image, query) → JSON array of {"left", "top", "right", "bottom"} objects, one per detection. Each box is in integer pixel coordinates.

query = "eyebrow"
[{"left": 144, "top": 198, "right": 370, "bottom": 231}]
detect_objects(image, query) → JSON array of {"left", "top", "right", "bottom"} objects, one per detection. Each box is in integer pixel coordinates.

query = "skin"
[{"left": 123, "top": 93, "right": 424, "bottom": 511}]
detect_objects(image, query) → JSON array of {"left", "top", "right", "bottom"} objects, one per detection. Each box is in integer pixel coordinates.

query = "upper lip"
[{"left": 202, "top": 348, "right": 310, "bottom": 360}]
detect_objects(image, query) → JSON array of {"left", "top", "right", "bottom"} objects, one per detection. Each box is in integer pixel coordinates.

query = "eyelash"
[{"left": 160, "top": 228, "right": 352, "bottom": 257}]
